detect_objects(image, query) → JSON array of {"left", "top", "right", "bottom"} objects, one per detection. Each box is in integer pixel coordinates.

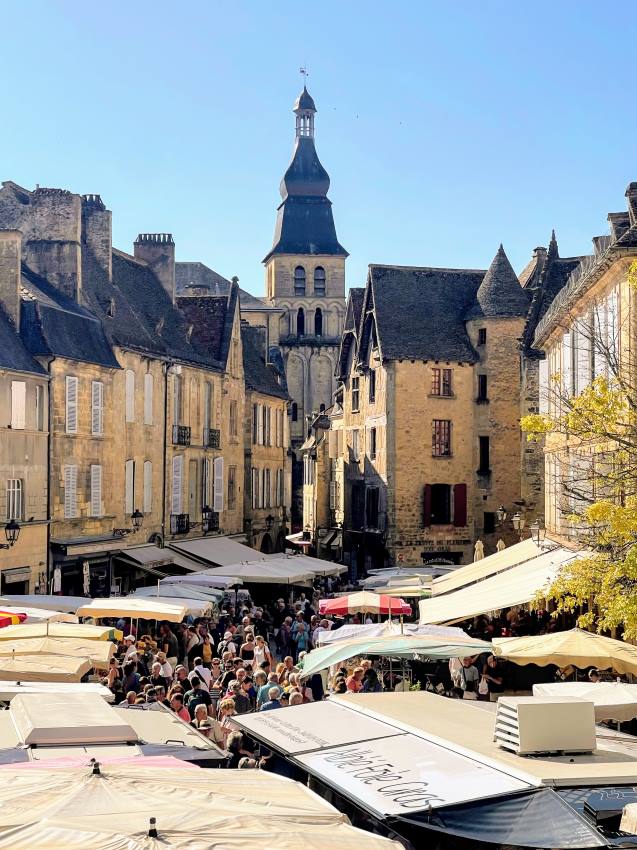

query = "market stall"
[
  {"left": 318, "top": 591, "right": 412, "bottom": 616},
  {"left": 533, "top": 682, "right": 637, "bottom": 723},
  {"left": 76, "top": 598, "right": 187, "bottom": 623}
]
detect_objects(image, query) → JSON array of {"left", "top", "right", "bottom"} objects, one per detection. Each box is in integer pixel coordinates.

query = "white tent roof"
[
  {"left": 0, "top": 682, "right": 114, "bottom": 703},
  {"left": 160, "top": 573, "right": 242, "bottom": 589},
  {"left": 0, "top": 596, "right": 89, "bottom": 615},
  {"left": 10, "top": 693, "right": 136, "bottom": 745},
  {"left": 419, "top": 546, "right": 582, "bottom": 625},
  {"left": 76, "top": 598, "right": 187, "bottom": 623},
  {"left": 317, "top": 621, "right": 466, "bottom": 646},
  {"left": 432, "top": 538, "right": 542, "bottom": 596},
  {"left": 533, "top": 682, "right": 637, "bottom": 723},
  {"left": 169, "top": 536, "right": 265, "bottom": 567},
  {"left": 266, "top": 554, "right": 347, "bottom": 577},
  {"left": 0, "top": 605, "right": 78, "bottom": 624},
  {"left": 119, "top": 544, "right": 205, "bottom": 574},
  {"left": 202, "top": 560, "right": 314, "bottom": 585}
]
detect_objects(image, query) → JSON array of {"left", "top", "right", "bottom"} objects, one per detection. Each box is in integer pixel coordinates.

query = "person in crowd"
[
  {"left": 253, "top": 634, "right": 272, "bottom": 669},
  {"left": 289, "top": 691, "right": 304, "bottom": 706},
  {"left": 293, "top": 622, "right": 309, "bottom": 659},
  {"left": 240, "top": 631, "right": 255, "bottom": 662},
  {"left": 149, "top": 661, "right": 167, "bottom": 691},
  {"left": 170, "top": 693, "right": 190, "bottom": 722},
  {"left": 122, "top": 662, "right": 140, "bottom": 694},
  {"left": 453, "top": 656, "right": 480, "bottom": 698},
  {"left": 260, "top": 686, "right": 283, "bottom": 711},
  {"left": 184, "top": 675, "right": 212, "bottom": 716},
  {"left": 106, "top": 657, "right": 120, "bottom": 690},
  {"left": 154, "top": 651, "right": 173, "bottom": 680},
  {"left": 155, "top": 684, "right": 170, "bottom": 707},
  {"left": 159, "top": 623, "right": 179, "bottom": 668},
  {"left": 361, "top": 668, "right": 382, "bottom": 693},
  {"left": 122, "top": 635, "right": 138, "bottom": 664},
  {"left": 226, "top": 731, "right": 254, "bottom": 768},
  {"left": 192, "top": 656, "right": 212, "bottom": 689},
  {"left": 227, "top": 680, "right": 251, "bottom": 715},
  {"left": 258, "top": 672, "right": 281, "bottom": 708},
  {"left": 481, "top": 654, "right": 505, "bottom": 700},
  {"left": 346, "top": 667, "right": 365, "bottom": 693}
]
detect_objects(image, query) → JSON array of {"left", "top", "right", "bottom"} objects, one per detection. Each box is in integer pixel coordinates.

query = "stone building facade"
[
  {"left": 531, "top": 183, "right": 637, "bottom": 539},
  {"left": 332, "top": 251, "right": 531, "bottom": 573}
]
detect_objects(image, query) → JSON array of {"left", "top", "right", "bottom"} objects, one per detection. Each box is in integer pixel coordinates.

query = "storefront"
[{"left": 49, "top": 535, "right": 125, "bottom": 597}]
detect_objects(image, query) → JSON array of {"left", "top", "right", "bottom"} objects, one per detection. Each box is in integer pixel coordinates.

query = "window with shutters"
[
  {"left": 10, "top": 381, "right": 26, "bottom": 430},
  {"left": 351, "top": 429, "right": 360, "bottom": 462},
  {"left": 276, "top": 468, "right": 283, "bottom": 506},
  {"left": 252, "top": 404, "right": 259, "bottom": 444},
  {"left": 228, "top": 465, "right": 237, "bottom": 511},
  {"left": 125, "top": 459, "right": 135, "bottom": 516},
  {"left": 65, "top": 376, "right": 78, "bottom": 434},
  {"left": 261, "top": 405, "right": 267, "bottom": 446},
  {"left": 351, "top": 377, "right": 360, "bottom": 412},
  {"left": 351, "top": 483, "right": 365, "bottom": 529},
  {"left": 171, "top": 455, "right": 183, "bottom": 515},
  {"left": 478, "top": 328, "right": 487, "bottom": 346},
  {"left": 313, "top": 266, "right": 326, "bottom": 296},
  {"left": 35, "top": 385, "right": 45, "bottom": 432},
  {"left": 294, "top": 266, "right": 306, "bottom": 296},
  {"left": 143, "top": 461, "right": 153, "bottom": 514},
  {"left": 202, "top": 457, "right": 211, "bottom": 508},
  {"left": 144, "top": 373, "right": 153, "bottom": 425},
  {"left": 251, "top": 467, "right": 259, "bottom": 510},
  {"left": 91, "top": 381, "right": 104, "bottom": 436},
  {"left": 574, "top": 321, "right": 591, "bottom": 396},
  {"left": 431, "top": 368, "right": 453, "bottom": 397},
  {"left": 229, "top": 400, "right": 238, "bottom": 437},
  {"left": 6, "top": 479, "right": 23, "bottom": 520},
  {"left": 125, "top": 370, "right": 135, "bottom": 423},
  {"left": 432, "top": 420, "right": 451, "bottom": 457},
  {"left": 203, "top": 382, "right": 213, "bottom": 431},
  {"left": 369, "top": 427, "right": 377, "bottom": 460},
  {"left": 90, "top": 465, "right": 102, "bottom": 517},
  {"left": 329, "top": 480, "right": 337, "bottom": 510},
  {"left": 430, "top": 484, "right": 451, "bottom": 525},
  {"left": 213, "top": 457, "right": 224, "bottom": 512},
  {"left": 63, "top": 465, "right": 77, "bottom": 518},
  {"left": 264, "top": 468, "right": 271, "bottom": 508}
]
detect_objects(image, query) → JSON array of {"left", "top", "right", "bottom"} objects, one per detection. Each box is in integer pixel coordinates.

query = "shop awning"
[
  {"left": 432, "top": 537, "right": 543, "bottom": 596},
  {"left": 76, "top": 598, "right": 187, "bottom": 623},
  {"left": 169, "top": 536, "right": 264, "bottom": 567},
  {"left": 50, "top": 535, "right": 125, "bottom": 557},
  {"left": 419, "top": 546, "right": 582, "bottom": 625},
  {"left": 0, "top": 568, "right": 30, "bottom": 585},
  {"left": 116, "top": 545, "right": 205, "bottom": 575}
]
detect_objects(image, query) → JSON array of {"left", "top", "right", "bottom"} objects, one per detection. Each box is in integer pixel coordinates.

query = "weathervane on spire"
[{"left": 299, "top": 66, "right": 309, "bottom": 83}]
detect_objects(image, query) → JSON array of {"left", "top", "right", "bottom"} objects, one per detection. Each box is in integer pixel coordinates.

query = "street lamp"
[
  {"left": 530, "top": 518, "right": 547, "bottom": 547},
  {"left": 0, "top": 520, "right": 20, "bottom": 550},
  {"left": 512, "top": 512, "right": 526, "bottom": 540},
  {"left": 113, "top": 510, "right": 143, "bottom": 537}
]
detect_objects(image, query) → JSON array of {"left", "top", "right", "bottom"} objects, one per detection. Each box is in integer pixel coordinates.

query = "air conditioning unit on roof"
[{"left": 494, "top": 696, "right": 596, "bottom": 755}]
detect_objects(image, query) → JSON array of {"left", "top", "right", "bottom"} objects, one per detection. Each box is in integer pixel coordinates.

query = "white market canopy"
[
  {"left": 270, "top": 553, "right": 347, "bottom": 577},
  {"left": 432, "top": 537, "right": 542, "bottom": 596},
  {"left": 202, "top": 560, "right": 315, "bottom": 585},
  {"left": 0, "top": 655, "right": 91, "bottom": 682},
  {"left": 0, "top": 637, "right": 113, "bottom": 668},
  {"left": 0, "top": 605, "right": 78, "bottom": 624},
  {"left": 76, "top": 597, "right": 188, "bottom": 623},
  {"left": 317, "top": 621, "right": 467, "bottom": 646},
  {"left": 0, "top": 595, "right": 90, "bottom": 615},
  {"left": 169, "top": 536, "right": 267, "bottom": 567},
  {"left": 533, "top": 682, "right": 637, "bottom": 723},
  {"left": 0, "top": 762, "right": 402, "bottom": 850},
  {"left": 0, "top": 681, "right": 114, "bottom": 703},
  {"left": 0, "top": 623, "right": 121, "bottom": 642},
  {"left": 419, "top": 545, "right": 583, "bottom": 625},
  {"left": 160, "top": 574, "right": 242, "bottom": 589}
]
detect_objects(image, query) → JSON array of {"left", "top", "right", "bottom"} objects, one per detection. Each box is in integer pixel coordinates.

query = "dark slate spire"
[
  {"left": 264, "top": 88, "right": 347, "bottom": 262},
  {"left": 548, "top": 229, "right": 559, "bottom": 260},
  {"left": 465, "top": 244, "right": 530, "bottom": 320}
]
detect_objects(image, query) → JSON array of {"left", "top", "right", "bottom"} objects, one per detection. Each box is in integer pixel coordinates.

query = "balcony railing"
[
  {"left": 203, "top": 427, "right": 221, "bottom": 449},
  {"left": 203, "top": 511, "right": 220, "bottom": 534},
  {"left": 172, "top": 425, "right": 191, "bottom": 446},
  {"left": 170, "top": 513, "right": 190, "bottom": 534}
]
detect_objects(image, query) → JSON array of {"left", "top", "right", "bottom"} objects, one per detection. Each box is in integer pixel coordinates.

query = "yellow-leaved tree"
[{"left": 520, "top": 260, "right": 637, "bottom": 638}]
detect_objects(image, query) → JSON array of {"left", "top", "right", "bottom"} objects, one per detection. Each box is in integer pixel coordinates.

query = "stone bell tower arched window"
[
  {"left": 297, "top": 307, "right": 305, "bottom": 336},
  {"left": 294, "top": 266, "right": 306, "bottom": 296},
  {"left": 315, "top": 308, "right": 323, "bottom": 336},
  {"left": 314, "top": 266, "right": 326, "bottom": 296}
]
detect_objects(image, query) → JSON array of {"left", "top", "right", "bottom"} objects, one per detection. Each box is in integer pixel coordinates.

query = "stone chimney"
[
  {"left": 134, "top": 233, "right": 175, "bottom": 302},
  {"left": 0, "top": 230, "right": 22, "bottom": 327},
  {"left": 626, "top": 183, "right": 637, "bottom": 228},
  {"left": 82, "top": 194, "right": 112, "bottom": 283}
]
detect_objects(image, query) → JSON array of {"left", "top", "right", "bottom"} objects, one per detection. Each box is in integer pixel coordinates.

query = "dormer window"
[
  {"left": 314, "top": 267, "right": 326, "bottom": 296},
  {"left": 294, "top": 266, "right": 306, "bottom": 296}
]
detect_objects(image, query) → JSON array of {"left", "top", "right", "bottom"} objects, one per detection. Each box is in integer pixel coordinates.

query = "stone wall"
[{"left": 520, "top": 355, "right": 544, "bottom": 520}]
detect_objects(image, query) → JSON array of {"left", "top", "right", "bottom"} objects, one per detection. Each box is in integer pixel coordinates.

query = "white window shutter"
[
  {"left": 125, "top": 459, "right": 135, "bottom": 515},
  {"left": 65, "top": 376, "right": 78, "bottom": 434},
  {"left": 172, "top": 455, "right": 183, "bottom": 514},
  {"left": 90, "top": 465, "right": 102, "bottom": 517},
  {"left": 64, "top": 465, "right": 77, "bottom": 518},
  {"left": 10, "top": 381, "right": 26, "bottom": 430},
  {"left": 213, "top": 457, "right": 224, "bottom": 512},
  {"left": 283, "top": 409, "right": 289, "bottom": 447},
  {"left": 575, "top": 324, "right": 591, "bottom": 395},
  {"left": 143, "top": 461, "right": 153, "bottom": 513},
  {"left": 257, "top": 404, "right": 263, "bottom": 445},
  {"left": 144, "top": 374, "right": 153, "bottom": 425},
  {"left": 91, "top": 381, "right": 104, "bottom": 436},
  {"left": 125, "top": 370, "right": 135, "bottom": 423},
  {"left": 562, "top": 331, "right": 573, "bottom": 396},
  {"left": 607, "top": 287, "right": 619, "bottom": 368},
  {"left": 329, "top": 480, "right": 337, "bottom": 509},
  {"left": 538, "top": 358, "right": 549, "bottom": 415},
  {"left": 593, "top": 300, "right": 609, "bottom": 378}
]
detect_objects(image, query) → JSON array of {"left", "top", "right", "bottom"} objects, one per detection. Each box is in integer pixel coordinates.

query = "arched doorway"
[{"left": 260, "top": 533, "right": 273, "bottom": 554}]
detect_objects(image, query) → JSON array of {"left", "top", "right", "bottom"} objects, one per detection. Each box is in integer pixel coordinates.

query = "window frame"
[
  {"left": 6, "top": 478, "right": 23, "bottom": 521},
  {"left": 313, "top": 266, "right": 326, "bottom": 297},
  {"left": 368, "top": 369, "right": 376, "bottom": 403},
  {"left": 369, "top": 426, "right": 377, "bottom": 460},
  {"left": 432, "top": 419, "right": 452, "bottom": 457},
  {"left": 351, "top": 377, "right": 360, "bottom": 413},
  {"left": 294, "top": 265, "right": 306, "bottom": 296},
  {"left": 91, "top": 380, "right": 104, "bottom": 436}
]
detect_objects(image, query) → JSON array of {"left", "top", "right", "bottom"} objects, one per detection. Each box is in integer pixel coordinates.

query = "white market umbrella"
[
  {"left": 76, "top": 598, "right": 187, "bottom": 623},
  {"left": 160, "top": 574, "right": 242, "bottom": 589},
  {"left": 202, "top": 561, "right": 314, "bottom": 585}
]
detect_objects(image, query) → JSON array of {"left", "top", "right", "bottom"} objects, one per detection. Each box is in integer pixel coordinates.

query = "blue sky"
[{"left": 2, "top": 2, "right": 636, "bottom": 294}]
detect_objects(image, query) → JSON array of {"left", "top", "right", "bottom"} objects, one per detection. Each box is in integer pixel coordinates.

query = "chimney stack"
[
  {"left": 625, "top": 183, "right": 637, "bottom": 228},
  {"left": 0, "top": 230, "right": 22, "bottom": 327},
  {"left": 134, "top": 234, "right": 175, "bottom": 303},
  {"left": 82, "top": 195, "right": 112, "bottom": 283}
]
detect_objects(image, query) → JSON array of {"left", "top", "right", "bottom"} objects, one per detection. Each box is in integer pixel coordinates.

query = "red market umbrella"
[
  {"left": 0, "top": 611, "right": 26, "bottom": 629},
  {"left": 319, "top": 591, "right": 411, "bottom": 617}
]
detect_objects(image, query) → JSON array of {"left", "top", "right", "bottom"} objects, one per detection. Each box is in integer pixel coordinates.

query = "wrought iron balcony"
[
  {"left": 170, "top": 513, "right": 190, "bottom": 534},
  {"left": 203, "top": 427, "right": 221, "bottom": 449},
  {"left": 172, "top": 425, "right": 191, "bottom": 446},
  {"left": 203, "top": 511, "right": 220, "bottom": 534}
]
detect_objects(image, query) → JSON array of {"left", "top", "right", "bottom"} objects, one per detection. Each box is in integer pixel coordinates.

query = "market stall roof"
[
  {"left": 371, "top": 583, "right": 431, "bottom": 598},
  {"left": 432, "top": 537, "right": 542, "bottom": 596},
  {"left": 494, "top": 628, "right": 637, "bottom": 676},
  {"left": 116, "top": 544, "right": 205, "bottom": 575},
  {"left": 319, "top": 590, "right": 411, "bottom": 616},
  {"left": 9, "top": 693, "right": 136, "bottom": 745},
  {"left": 128, "top": 590, "right": 215, "bottom": 617},
  {"left": 0, "top": 762, "right": 402, "bottom": 850},
  {"left": 419, "top": 546, "right": 582, "bottom": 625},
  {"left": 0, "top": 605, "right": 78, "bottom": 624},
  {"left": 132, "top": 583, "right": 222, "bottom": 602},
  {"left": 533, "top": 682, "right": 637, "bottom": 723},
  {"left": 76, "top": 597, "right": 187, "bottom": 623},
  {"left": 0, "top": 636, "right": 113, "bottom": 668},
  {"left": 201, "top": 560, "right": 314, "bottom": 585},
  {"left": 299, "top": 632, "right": 492, "bottom": 679},
  {"left": 271, "top": 553, "right": 347, "bottom": 577},
  {"left": 169, "top": 536, "right": 265, "bottom": 567},
  {"left": 317, "top": 621, "right": 467, "bottom": 646},
  {"left": 0, "top": 654, "right": 91, "bottom": 682},
  {"left": 160, "top": 573, "right": 242, "bottom": 589},
  {"left": 334, "top": 691, "right": 637, "bottom": 786},
  {"left": 0, "top": 682, "right": 114, "bottom": 703},
  {"left": 0, "top": 622, "right": 121, "bottom": 642},
  {"left": 0, "top": 595, "right": 89, "bottom": 615}
]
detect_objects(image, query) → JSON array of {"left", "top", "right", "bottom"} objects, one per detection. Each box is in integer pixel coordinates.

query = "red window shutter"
[
  {"left": 423, "top": 484, "right": 432, "bottom": 527},
  {"left": 453, "top": 483, "right": 467, "bottom": 527}
]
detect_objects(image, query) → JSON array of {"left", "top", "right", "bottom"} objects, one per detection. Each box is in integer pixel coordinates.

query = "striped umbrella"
[
  {"left": 318, "top": 591, "right": 412, "bottom": 616},
  {"left": 0, "top": 611, "right": 26, "bottom": 629}
]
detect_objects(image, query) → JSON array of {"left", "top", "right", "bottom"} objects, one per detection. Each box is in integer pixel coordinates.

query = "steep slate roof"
[
  {"left": 336, "top": 287, "right": 365, "bottom": 379},
  {"left": 175, "top": 262, "right": 273, "bottom": 312},
  {"left": 20, "top": 265, "right": 119, "bottom": 368},
  {"left": 0, "top": 306, "right": 45, "bottom": 374},
  {"left": 294, "top": 86, "right": 316, "bottom": 112},
  {"left": 176, "top": 281, "right": 239, "bottom": 370},
  {"left": 368, "top": 265, "right": 485, "bottom": 363},
  {"left": 241, "top": 326, "right": 289, "bottom": 400},
  {"left": 464, "top": 245, "right": 529, "bottom": 320}
]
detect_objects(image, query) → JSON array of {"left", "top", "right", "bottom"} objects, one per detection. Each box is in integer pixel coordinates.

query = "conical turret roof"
[{"left": 465, "top": 244, "right": 529, "bottom": 320}]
